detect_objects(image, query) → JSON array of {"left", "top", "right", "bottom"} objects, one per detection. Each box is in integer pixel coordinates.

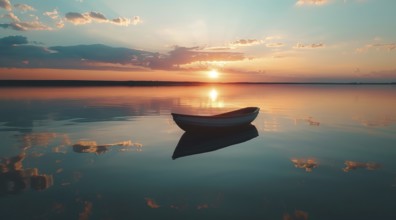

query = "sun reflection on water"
[{"left": 208, "top": 88, "right": 224, "bottom": 108}]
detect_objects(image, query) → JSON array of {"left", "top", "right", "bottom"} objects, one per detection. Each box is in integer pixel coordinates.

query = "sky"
[{"left": 0, "top": 0, "right": 395, "bottom": 82}]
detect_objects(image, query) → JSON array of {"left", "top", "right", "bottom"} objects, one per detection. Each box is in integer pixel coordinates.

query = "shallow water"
[{"left": 0, "top": 85, "right": 395, "bottom": 220}]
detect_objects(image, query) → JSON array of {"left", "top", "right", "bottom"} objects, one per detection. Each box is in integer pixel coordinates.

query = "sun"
[{"left": 208, "top": 69, "right": 219, "bottom": 79}]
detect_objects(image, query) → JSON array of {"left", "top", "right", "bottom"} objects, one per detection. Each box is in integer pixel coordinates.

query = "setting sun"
[{"left": 208, "top": 70, "right": 219, "bottom": 79}]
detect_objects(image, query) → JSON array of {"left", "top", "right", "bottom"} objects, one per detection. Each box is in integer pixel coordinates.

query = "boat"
[
  {"left": 172, "top": 124, "right": 258, "bottom": 159},
  {"left": 171, "top": 107, "right": 260, "bottom": 132}
]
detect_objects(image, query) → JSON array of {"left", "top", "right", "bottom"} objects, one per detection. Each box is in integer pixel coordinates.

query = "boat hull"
[{"left": 171, "top": 107, "right": 259, "bottom": 132}]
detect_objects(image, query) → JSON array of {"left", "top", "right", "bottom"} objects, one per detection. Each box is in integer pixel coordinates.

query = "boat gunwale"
[{"left": 171, "top": 107, "right": 259, "bottom": 119}]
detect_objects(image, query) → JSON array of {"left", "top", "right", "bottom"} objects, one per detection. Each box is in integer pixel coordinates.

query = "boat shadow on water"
[{"left": 172, "top": 124, "right": 259, "bottom": 160}]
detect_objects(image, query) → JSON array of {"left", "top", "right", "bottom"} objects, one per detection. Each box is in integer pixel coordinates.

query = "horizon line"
[{"left": 0, "top": 80, "right": 395, "bottom": 87}]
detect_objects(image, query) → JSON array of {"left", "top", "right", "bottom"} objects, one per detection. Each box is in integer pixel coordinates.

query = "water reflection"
[
  {"left": 172, "top": 125, "right": 258, "bottom": 159},
  {"left": 343, "top": 160, "right": 381, "bottom": 172},
  {"left": 73, "top": 140, "right": 143, "bottom": 154},
  {"left": 0, "top": 153, "right": 53, "bottom": 196},
  {"left": 145, "top": 198, "right": 160, "bottom": 209},
  {"left": 0, "top": 85, "right": 395, "bottom": 219},
  {"left": 291, "top": 158, "right": 318, "bottom": 172},
  {"left": 283, "top": 210, "right": 309, "bottom": 220}
]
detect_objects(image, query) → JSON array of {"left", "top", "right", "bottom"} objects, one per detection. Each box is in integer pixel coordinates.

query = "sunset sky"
[{"left": 1, "top": 0, "right": 395, "bottom": 82}]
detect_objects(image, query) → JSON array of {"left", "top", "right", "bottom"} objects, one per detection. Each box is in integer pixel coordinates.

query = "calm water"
[{"left": 0, "top": 85, "right": 395, "bottom": 220}]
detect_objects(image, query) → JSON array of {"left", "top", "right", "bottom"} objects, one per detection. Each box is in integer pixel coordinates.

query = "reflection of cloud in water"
[
  {"left": 263, "top": 118, "right": 280, "bottom": 132},
  {"left": 291, "top": 158, "right": 318, "bottom": 172},
  {"left": 73, "top": 140, "right": 143, "bottom": 154},
  {"left": 294, "top": 116, "right": 320, "bottom": 126},
  {"left": 15, "top": 132, "right": 71, "bottom": 150},
  {"left": 0, "top": 153, "right": 53, "bottom": 196},
  {"left": 343, "top": 161, "right": 381, "bottom": 172},
  {"left": 283, "top": 210, "right": 309, "bottom": 220},
  {"left": 145, "top": 198, "right": 160, "bottom": 208},
  {"left": 353, "top": 115, "right": 396, "bottom": 128},
  {"left": 79, "top": 201, "right": 93, "bottom": 220},
  {"left": 197, "top": 204, "right": 209, "bottom": 210}
]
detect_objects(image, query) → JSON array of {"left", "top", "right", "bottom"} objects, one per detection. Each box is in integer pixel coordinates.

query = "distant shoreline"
[{"left": 0, "top": 80, "right": 395, "bottom": 87}]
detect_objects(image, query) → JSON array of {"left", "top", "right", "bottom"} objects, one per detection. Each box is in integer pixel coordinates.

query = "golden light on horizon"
[{"left": 208, "top": 69, "right": 219, "bottom": 79}]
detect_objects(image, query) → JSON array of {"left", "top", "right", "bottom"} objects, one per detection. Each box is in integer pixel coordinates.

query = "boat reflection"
[{"left": 172, "top": 124, "right": 258, "bottom": 160}]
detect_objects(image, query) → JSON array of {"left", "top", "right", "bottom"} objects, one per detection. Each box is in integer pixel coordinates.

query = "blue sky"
[{"left": 1, "top": 0, "right": 395, "bottom": 82}]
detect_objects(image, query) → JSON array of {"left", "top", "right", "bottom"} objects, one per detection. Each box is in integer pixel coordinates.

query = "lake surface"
[{"left": 0, "top": 84, "right": 395, "bottom": 220}]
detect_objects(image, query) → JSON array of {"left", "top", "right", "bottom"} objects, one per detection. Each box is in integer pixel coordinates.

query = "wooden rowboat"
[{"left": 171, "top": 107, "right": 259, "bottom": 132}]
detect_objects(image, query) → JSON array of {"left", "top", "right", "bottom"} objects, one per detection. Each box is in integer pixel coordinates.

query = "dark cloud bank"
[{"left": 0, "top": 35, "right": 244, "bottom": 71}]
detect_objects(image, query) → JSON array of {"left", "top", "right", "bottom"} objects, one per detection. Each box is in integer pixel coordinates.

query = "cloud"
[
  {"left": 65, "top": 11, "right": 141, "bottom": 26},
  {"left": 14, "top": 3, "right": 35, "bottom": 12},
  {"left": 0, "top": 36, "right": 245, "bottom": 71},
  {"left": 266, "top": 43, "right": 285, "bottom": 48},
  {"left": 146, "top": 46, "right": 245, "bottom": 70},
  {"left": 0, "top": 35, "right": 28, "bottom": 46},
  {"left": 230, "top": 39, "right": 263, "bottom": 47},
  {"left": 43, "top": 9, "right": 59, "bottom": 19},
  {"left": 0, "top": 12, "right": 52, "bottom": 31},
  {"left": 43, "top": 9, "right": 64, "bottom": 28},
  {"left": 0, "top": 0, "right": 11, "bottom": 11},
  {"left": 1, "top": 11, "right": 19, "bottom": 21},
  {"left": 0, "top": 20, "right": 52, "bottom": 31},
  {"left": 65, "top": 12, "right": 91, "bottom": 25},
  {"left": 294, "top": 43, "right": 325, "bottom": 49},
  {"left": 296, "top": 0, "right": 329, "bottom": 6},
  {"left": 356, "top": 43, "right": 396, "bottom": 53}
]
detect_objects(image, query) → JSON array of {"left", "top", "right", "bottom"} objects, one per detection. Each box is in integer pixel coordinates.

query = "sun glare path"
[
  {"left": 209, "top": 89, "right": 218, "bottom": 101},
  {"left": 208, "top": 70, "right": 219, "bottom": 79}
]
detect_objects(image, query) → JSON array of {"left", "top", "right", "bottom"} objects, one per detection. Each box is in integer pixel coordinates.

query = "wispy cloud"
[
  {"left": 65, "top": 11, "right": 142, "bottom": 26},
  {"left": 294, "top": 43, "right": 325, "bottom": 49},
  {"left": 356, "top": 43, "right": 396, "bottom": 53},
  {"left": 296, "top": 0, "right": 329, "bottom": 6},
  {"left": 0, "top": 12, "right": 51, "bottom": 31},
  {"left": 43, "top": 9, "right": 64, "bottom": 28},
  {"left": 229, "top": 39, "right": 263, "bottom": 47},
  {"left": 0, "top": 0, "right": 11, "bottom": 11},
  {"left": 266, "top": 43, "right": 285, "bottom": 48},
  {"left": 14, "top": 3, "right": 35, "bottom": 12},
  {"left": 43, "top": 9, "right": 59, "bottom": 20}
]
